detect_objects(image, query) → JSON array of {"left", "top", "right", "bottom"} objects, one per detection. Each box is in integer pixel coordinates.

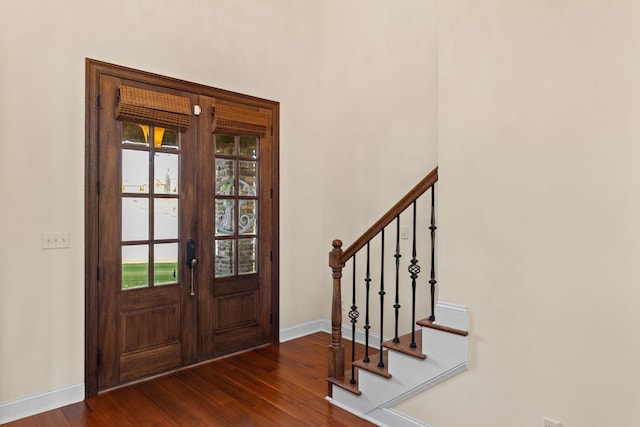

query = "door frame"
[{"left": 85, "top": 59, "right": 280, "bottom": 397}]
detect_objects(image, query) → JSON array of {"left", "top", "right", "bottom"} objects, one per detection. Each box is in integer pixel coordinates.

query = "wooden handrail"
[
  {"left": 327, "top": 167, "right": 438, "bottom": 395},
  {"left": 340, "top": 167, "right": 438, "bottom": 263}
]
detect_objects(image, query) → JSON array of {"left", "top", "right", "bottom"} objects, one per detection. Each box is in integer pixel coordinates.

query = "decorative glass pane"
[
  {"left": 239, "top": 136, "right": 258, "bottom": 158},
  {"left": 161, "top": 128, "right": 179, "bottom": 149},
  {"left": 154, "top": 153, "right": 179, "bottom": 194},
  {"left": 238, "top": 238, "right": 257, "bottom": 275},
  {"left": 239, "top": 200, "right": 257, "bottom": 235},
  {"left": 122, "top": 245, "right": 149, "bottom": 290},
  {"left": 150, "top": 127, "right": 180, "bottom": 149},
  {"left": 122, "top": 149, "right": 149, "bottom": 194},
  {"left": 215, "top": 159, "right": 235, "bottom": 195},
  {"left": 154, "top": 243, "right": 178, "bottom": 286},
  {"left": 215, "top": 240, "right": 235, "bottom": 277},
  {"left": 239, "top": 161, "right": 257, "bottom": 196},
  {"left": 215, "top": 134, "right": 235, "bottom": 155},
  {"left": 122, "top": 122, "right": 148, "bottom": 146},
  {"left": 122, "top": 198, "right": 149, "bottom": 241},
  {"left": 215, "top": 200, "right": 235, "bottom": 236},
  {"left": 154, "top": 198, "right": 178, "bottom": 240}
]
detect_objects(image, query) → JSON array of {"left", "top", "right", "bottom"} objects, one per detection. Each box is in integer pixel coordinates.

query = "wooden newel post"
[{"left": 328, "top": 239, "right": 345, "bottom": 382}]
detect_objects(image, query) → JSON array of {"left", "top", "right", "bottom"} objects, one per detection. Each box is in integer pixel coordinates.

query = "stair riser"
[
  {"left": 420, "top": 329, "right": 468, "bottom": 365},
  {"left": 431, "top": 302, "right": 468, "bottom": 330}
]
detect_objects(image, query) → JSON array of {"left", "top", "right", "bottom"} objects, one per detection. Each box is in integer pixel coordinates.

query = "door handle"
[{"left": 186, "top": 239, "right": 198, "bottom": 296}]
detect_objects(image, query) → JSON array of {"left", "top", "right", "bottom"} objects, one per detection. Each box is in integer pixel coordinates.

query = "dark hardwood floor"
[{"left": 3, "top": 332, "right": 373, "bottom": 426}]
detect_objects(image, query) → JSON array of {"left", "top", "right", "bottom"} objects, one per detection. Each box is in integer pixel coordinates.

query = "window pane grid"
[
  {"left": 122, "top": 123, "right": 180, "bottom": 290},
  {"left": 214, "top": 134, "right": 259, "bottom": 278}
]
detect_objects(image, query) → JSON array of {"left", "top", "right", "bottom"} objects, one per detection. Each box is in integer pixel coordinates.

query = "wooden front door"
[
  {"left": 86, "top": 60, "right": 279, "bottom": 395},
  {"left": 196, "top": 95, "right": 275, "bottom": 359}
]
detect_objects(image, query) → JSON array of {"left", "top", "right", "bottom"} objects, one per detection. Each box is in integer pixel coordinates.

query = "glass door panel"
[
  {"left": 154, "top": 153, "right": 179, "bottom": 194},
  {"left": 122, "top": 245, "right": 149, "bottom": 290},
  {"left": 154, "top": 242, "right": 178, "bottom": 286},
  {"left": 215, "top": 200, "right": 235, "bottom": 236},
  {"left": 154, "top": 198, "right": 178, "bottom": 240},
  {"left": 121, "top": 122, "right": 181, "bottom": 290},
  {"left": 239, "top": 161, "right": 257, "bottom": 196},
  {"left": 122, "top": 149, "right": 149, "bottom": 193},
  {"left": 238, "top": 200, "right": 257, "bottom": 234},
  {"left": 122, "top": 198, "right": 149, "bottom": 241},
  {"left": 215, "top": 159, "right": 235, "bottom": 195},
  {"left": 238, "top": 238, "right": 257, "bottom": 275},
  {"left": 215, "top": 240, "right": 235, "bottom": 277},
  {"left": 213, "top": 134, "right": 259, "bottom": 278}
]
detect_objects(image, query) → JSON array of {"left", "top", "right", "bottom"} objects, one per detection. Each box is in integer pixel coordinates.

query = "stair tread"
[
  {"left": 417, "top": 318, "right": 469, "bottom": 336},
  {"left": 352, "top": 349, "right": 392, "bottom": 378},
  {"left": 327, "top": 370, "right": 361, "bottom": 396},
  {"left": 381, "top": 330, "right": 427, "bottom": 359}
]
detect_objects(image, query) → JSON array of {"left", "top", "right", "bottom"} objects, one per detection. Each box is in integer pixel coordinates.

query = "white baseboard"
[
  {"left": 279, "top": 318, "right": 394, "bottom": 348},
  {"left": 279, "top": 319, "right": 331, "bottom": 342},
  {"left": 369, "top": 407, "right": 433, "bottom": 427},
  {"left": 0, "top": 383, "right": 84, "bottom": 424}
]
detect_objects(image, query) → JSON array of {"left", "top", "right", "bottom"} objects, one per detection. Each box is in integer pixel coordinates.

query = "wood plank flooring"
[{"left": 3, "top": 333, "right": 373, "bottom": 427}]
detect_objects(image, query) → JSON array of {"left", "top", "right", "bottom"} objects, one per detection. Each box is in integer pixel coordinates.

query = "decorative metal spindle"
[
  {"left": 408, "top": 201, "right": 421, "bottom": 348},
  {"left": 378, "top": 229, "right": 385, "bottom": 368},
  {"left": 363, "top": 242, "right": 371, "bottom": 363},
  {"left": 393, "top": 215, "right": 401, "bottom": 343},
  {"left": 349, "top": 255, "right": 359, "bottom": 384},
  {"left": 429, "top": 185, "right": 437, "bottom": 322}
]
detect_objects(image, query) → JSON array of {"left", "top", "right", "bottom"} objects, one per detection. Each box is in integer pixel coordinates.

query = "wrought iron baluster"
[
  {"left": 349, "top": 255, "right": 358, "bottom": 384},
  {"left": 429, "top": 184, "right": 437, "bottom": 322},
  {"left": 408, "top": 201, "right": 421, "bottom": 348},
  {"left": 378, "top": 229, "right": 385, "bottom": 368},
  {"left": 393, "top": 215, "right": 401, "bottom": 343},
  {"left": 363, "top": 242, "right": 371, "bottom": 363}
]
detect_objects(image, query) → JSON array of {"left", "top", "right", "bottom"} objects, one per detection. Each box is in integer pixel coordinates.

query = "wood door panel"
[
  {"left": 119, "top": 342, "right": 181, "bottom": 383},
  {"left": 119, "top": 286, "right": 181, "bottom": 311},
  {"left": 212, "top": 327, "right": 259, "bottom": 357},
  {"left": 121, "top": 304, "right": 180, "bottom": 353},
  {"left": 214, "top": 291, "right": 258, "bottom": 332},
  {"left": 213, "top": 274, "right": 257, "bottom": 295}
]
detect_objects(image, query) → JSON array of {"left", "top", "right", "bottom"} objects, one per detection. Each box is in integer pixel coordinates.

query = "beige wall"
[
  {"left": 395, "top": 1, "right": 640, "bottom": 426},
  {"left": 0, "top": 0, "right": 438, "bottom": 405}
]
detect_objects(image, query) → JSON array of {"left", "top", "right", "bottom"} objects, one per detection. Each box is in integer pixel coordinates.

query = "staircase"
[{"left": 326, "top": 167, "right": 470, "bottom": 426}]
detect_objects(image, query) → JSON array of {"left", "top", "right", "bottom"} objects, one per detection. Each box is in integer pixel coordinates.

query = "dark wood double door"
[{"left": 86, "top": 61, "right": 279, "bottom": 394}]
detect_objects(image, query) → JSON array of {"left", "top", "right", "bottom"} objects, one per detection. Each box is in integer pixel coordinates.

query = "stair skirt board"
[{"left": 326, "top": 302, "right": 469, "bottom": 425}]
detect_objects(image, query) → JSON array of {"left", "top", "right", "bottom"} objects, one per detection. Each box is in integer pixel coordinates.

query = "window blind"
[
  {"left": 116, "top": 85, "right": 191, "bottom": 131},
  {"left": 211, "top": 103, "right": 268, "bottom": 136}
]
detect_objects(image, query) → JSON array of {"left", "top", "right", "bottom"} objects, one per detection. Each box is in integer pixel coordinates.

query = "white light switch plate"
[{"left": 42, "top": 232, "right": 70, "bottom": 249}]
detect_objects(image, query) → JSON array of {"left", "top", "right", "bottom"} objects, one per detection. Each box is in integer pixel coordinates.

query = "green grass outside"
[{"left": 122, "top": 262, "right": 178, "bottom": 289}]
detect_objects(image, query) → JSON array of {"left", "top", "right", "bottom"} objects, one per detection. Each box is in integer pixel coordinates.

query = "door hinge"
[{"left": 97, "top": 95, "right": 101, "bottom": 110}]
